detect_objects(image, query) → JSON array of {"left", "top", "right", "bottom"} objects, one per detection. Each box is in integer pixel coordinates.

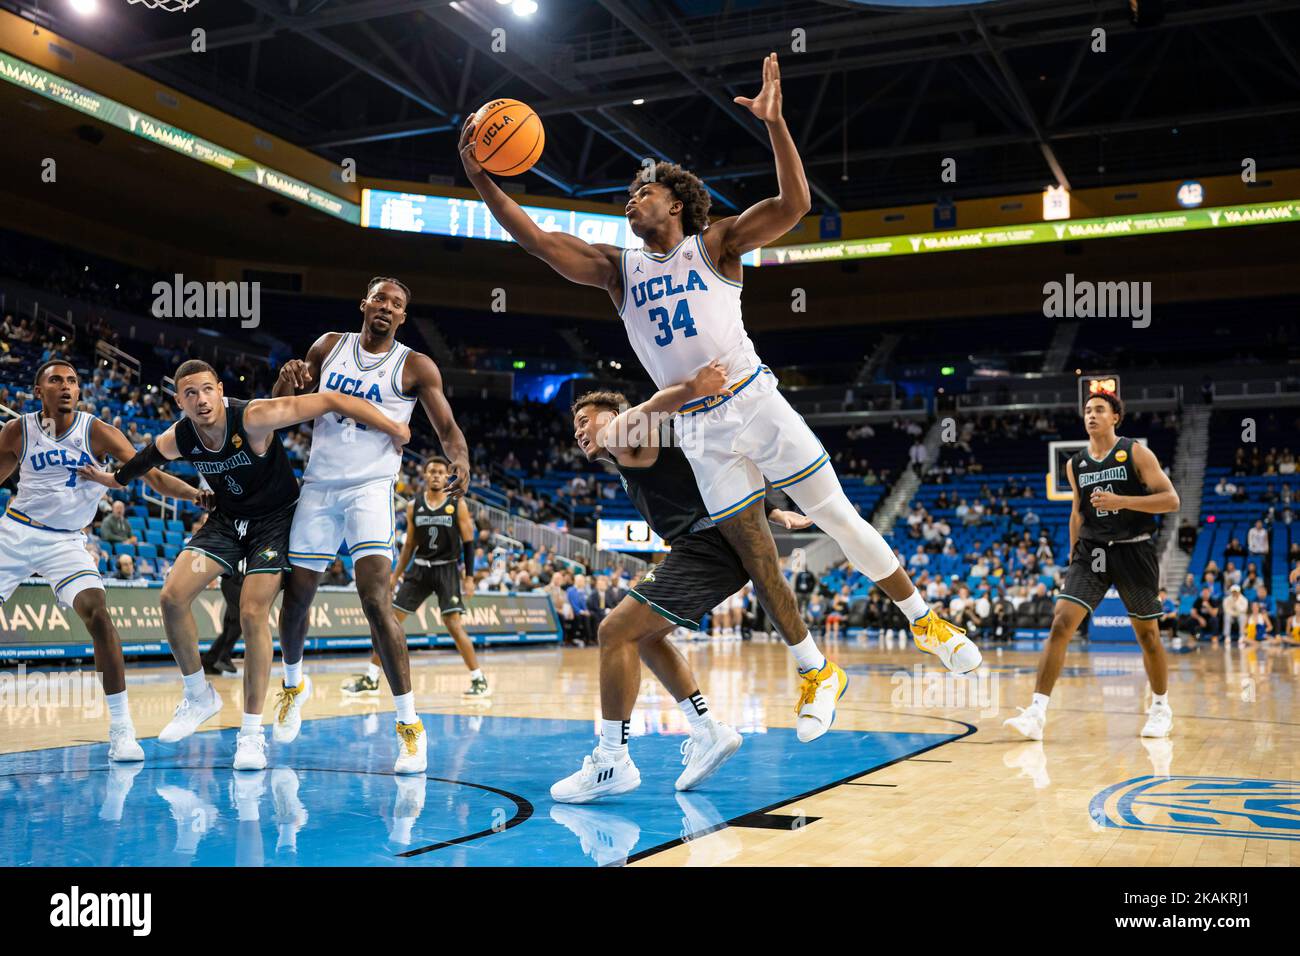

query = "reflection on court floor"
[{"left": 0, "top": 713, "right": 959, "bottom": 867}]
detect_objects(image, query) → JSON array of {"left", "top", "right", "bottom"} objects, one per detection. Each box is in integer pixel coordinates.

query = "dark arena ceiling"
[{"left": 7, "top": 0, "right": 1300, "bottom": 212}]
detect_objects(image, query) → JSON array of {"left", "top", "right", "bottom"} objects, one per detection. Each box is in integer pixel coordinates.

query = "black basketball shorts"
[
  {"left": 184, "top": 503, "right": 295, "bottom": 576},
  {"left": 394, "top": 560, "right": 464, "bottom": 615},
  {"left": 629, "top": 527, "right": 750, "bottom": 630},
  {"left": 1058, "top": 537, "right": 1162, "bottom": 619}
]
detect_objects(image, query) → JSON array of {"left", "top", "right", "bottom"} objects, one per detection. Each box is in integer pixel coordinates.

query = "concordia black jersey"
[
  {"left": 615, "top": 432, "right": 713, "bottom": 544},
  {"left": 1071, "top": 436, "right": 1158, "bottom": 543},
  {"left": 174, "top": 398, "right": 299, "bottom": 519},
  {"left": 410, "top": 492, "right": 460, "bottom": 562}
]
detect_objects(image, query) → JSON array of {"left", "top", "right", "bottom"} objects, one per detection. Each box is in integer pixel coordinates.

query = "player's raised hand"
[
  {"left": 195, "top": 488, "right": 216, "bottom": 511},
  {"left": 277, "top": 359, "right": 312, "bottom": 392},
  {"left": 459, "top": 115, "right": 483, "bottom": 177},
  {"left": 690, "top": 360, "right": 732, "bottom": 398},
  {"left": 734, "top": 52, "right": 783, "bottom": 123}
]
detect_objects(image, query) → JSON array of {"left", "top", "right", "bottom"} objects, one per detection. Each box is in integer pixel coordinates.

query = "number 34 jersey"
[
  {"left": 174, "top": 398, "right": 300, "bottom": 519},
  {"left": 618, "top": 232, "right": 761, "bottom": 391}
]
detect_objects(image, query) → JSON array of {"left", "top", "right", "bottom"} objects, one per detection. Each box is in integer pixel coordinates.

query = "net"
[{"left": 127, "top": 0, "right": 201, "bottom": 11}]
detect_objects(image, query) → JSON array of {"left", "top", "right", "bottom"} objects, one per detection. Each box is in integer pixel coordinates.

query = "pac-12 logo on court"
[{"left": 1090, "top": 776, "right": 1300, "bottom": 841}]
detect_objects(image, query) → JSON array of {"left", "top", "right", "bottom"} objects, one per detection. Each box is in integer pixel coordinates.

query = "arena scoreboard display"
[
  {"left": 596, "top": 519, "right": 670, "bottom": 554},
  {"left": 361, "top": 188, "right": 760, "bottom": 264}
]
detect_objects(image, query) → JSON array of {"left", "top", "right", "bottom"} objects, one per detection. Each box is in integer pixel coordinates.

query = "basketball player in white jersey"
[
  {"left": 80, "top": 359, "right": 409, "bottom": 771},
  {"left": 273, "top": 277, "right": 472, "bottom": 774},
  {"left": 0, "top": 359, "right": 206, "bottom": 761},
  {"left": 462, "top": 54, "right": 980, "bottom": 739}
]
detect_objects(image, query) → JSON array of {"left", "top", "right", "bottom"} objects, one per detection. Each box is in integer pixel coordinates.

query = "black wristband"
[
  {"left": 463, "top": 541, "right": 475, "bottom": 580},
  {"left": 113, "top": 441, "right": 167, "bottom": 485}
]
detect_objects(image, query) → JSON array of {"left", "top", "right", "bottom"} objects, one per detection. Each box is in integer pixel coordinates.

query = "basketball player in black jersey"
[
  {"left": 341, "top": 457, "right": 485, "bottom": 698},
  {"left": 82, "top": 359, "right": 410, "bottom": 770},
  {"left": 1005, "top": 392, "right": 1180, "bottom": 742},
  {"left": 552, "top": 362, "right": 814, "bottom": 803}
]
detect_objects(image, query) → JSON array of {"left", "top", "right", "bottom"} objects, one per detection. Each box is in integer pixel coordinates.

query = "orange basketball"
[{"left": 472, "top": 98, "right": 545, "bottom": 176}]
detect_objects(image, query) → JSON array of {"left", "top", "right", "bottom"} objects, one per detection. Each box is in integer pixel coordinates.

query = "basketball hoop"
[{"left": 127, "top": 0, "right": 201, "bottom": 11}]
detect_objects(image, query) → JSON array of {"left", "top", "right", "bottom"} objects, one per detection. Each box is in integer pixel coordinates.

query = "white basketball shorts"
[
  {"left": 0, "top": 516, "right": 103, "bottom": 608},
  {"left": 287, "top": 478, "right": 396, "bottom": 572}
]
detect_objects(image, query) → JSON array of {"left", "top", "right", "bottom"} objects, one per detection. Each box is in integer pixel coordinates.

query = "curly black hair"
[{"left": 628, "top": 162, "right": 712, "bottom": 235}]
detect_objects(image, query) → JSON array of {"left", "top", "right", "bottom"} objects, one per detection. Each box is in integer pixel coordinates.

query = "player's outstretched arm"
[
  {"left": 0, "top": 418, "right": 21, "bottom": 485},
  {"left": 709, "top": 53, "right": 812, "bottom": 260},
  {"left": 86, "top": 419, "right": 202, "bottom": 502},
  {"left": 459, "top": 119, "right": 621, "bottom": 295},
  {"left": 272, "top": 332, "right": 338, "bottom": 398},
  {"left": 80, "top": 424, "right": 183, "bottom": 489},
  {"left": 1089, "top": 444, "right": 1180, "bottom": 515},
  {"left": 244, "top": 393, "right": 410, "bottom": 452},
  {"left": 599, "top": 360, "right": 732, "bottom": 455},
  {"left": 404, "top": 353, "right": 471, "bottom": 496}
]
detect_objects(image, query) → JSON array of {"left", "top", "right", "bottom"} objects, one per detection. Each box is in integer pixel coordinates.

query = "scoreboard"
[
  {"left": 596, "top": 519, "right": 670, "bottom": 554},
  {"left": 361, "top": 189, "right": 759, "bottom": 264}
]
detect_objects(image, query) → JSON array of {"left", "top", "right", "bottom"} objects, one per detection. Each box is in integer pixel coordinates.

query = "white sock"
[
  {"left": 789, "top": 634, "right": 825, "bottom": 673},
  {"left": 1152, "top": 693, "right": 1169, "bottom": 708},
  {"left": 599, "top": 718, "right": 629, "bottom": 758},
  {"left": 678, "top": 692, "right": 713, "bottom": 731},
  {"left": 106, "top": 690, "right": 130, "bottom": 725},
  {"left": 283, "top": 659, "right": 302, "bottom": 689},
  {"left": 182, "top": 669, "right": 207, "bottom": 700},
  {"left": 393, "top": 692, "right": 417, "bottom": 725},
  {"left": 240, "top": 712, "right": 262, "bottom": 735},
  {"left": 1032, "top": 693, "right": 1050, "bottom": 712},
  {"left": 366, "top": 662, "right": 381, "bottom": 682},
  {"left": 895, "top": 589, "right": 930, "bottom": 623},
  {"left": 469, "top": 668, "right": 484, "bottom": 680}
]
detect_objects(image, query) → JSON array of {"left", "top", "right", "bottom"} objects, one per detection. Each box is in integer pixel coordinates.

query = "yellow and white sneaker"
[
  {"left": 394, "top": 720, "right": 427, "bottom": 775},
  {"left": 911, "top": 610, "right": 982, "bottom": 674},
  {"left": 796, "top": 658, "right": 848, "bottom": 743},
  {"left": 272, "top": 675, "right": 313, "bottom": 744}
]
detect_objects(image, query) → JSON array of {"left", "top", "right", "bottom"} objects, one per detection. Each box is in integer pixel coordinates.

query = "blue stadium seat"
[
  {"left": 136, "top": 543, "right": 159, "bottom": 559},
  {"left": 127, "top": 516, "right": 146, "bottom": 534},
  {"left": 163, "top": 545, "right": 181, "bottom": 561},
  {"left": 144, "top": 529, "right": 165, "bottom": 545},
  {"left": 166, "top": 519, "right": 184, "bottom": 532}
]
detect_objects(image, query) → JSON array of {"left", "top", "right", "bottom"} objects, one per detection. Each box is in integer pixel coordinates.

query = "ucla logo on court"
[{"left": 1090, "top": 776, "right": 1300, "bottom": 841}]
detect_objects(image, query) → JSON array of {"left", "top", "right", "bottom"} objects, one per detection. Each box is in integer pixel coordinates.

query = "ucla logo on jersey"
[
  {"left": 628, "top": 270, "right": 708, "bottom": 308},
  {"left": 325, "top": 371, "right": 383, "bottom": 403},
  {"left": 30, "top": 448, "right": 93, "bottom": 471},
  {"left": 1090, "top": 776, "right": 1300, "bottom": 841}
]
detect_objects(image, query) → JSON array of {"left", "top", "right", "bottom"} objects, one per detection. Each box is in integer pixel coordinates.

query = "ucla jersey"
[
  {"left": 6, "top": 412, "right": 105, "bottom": 532},
  {"left": 304, "top": 332, "right": 417, "bottom": 487},
  {"left": 618, "top": 232, "right": 761, "bottom": 391}
]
